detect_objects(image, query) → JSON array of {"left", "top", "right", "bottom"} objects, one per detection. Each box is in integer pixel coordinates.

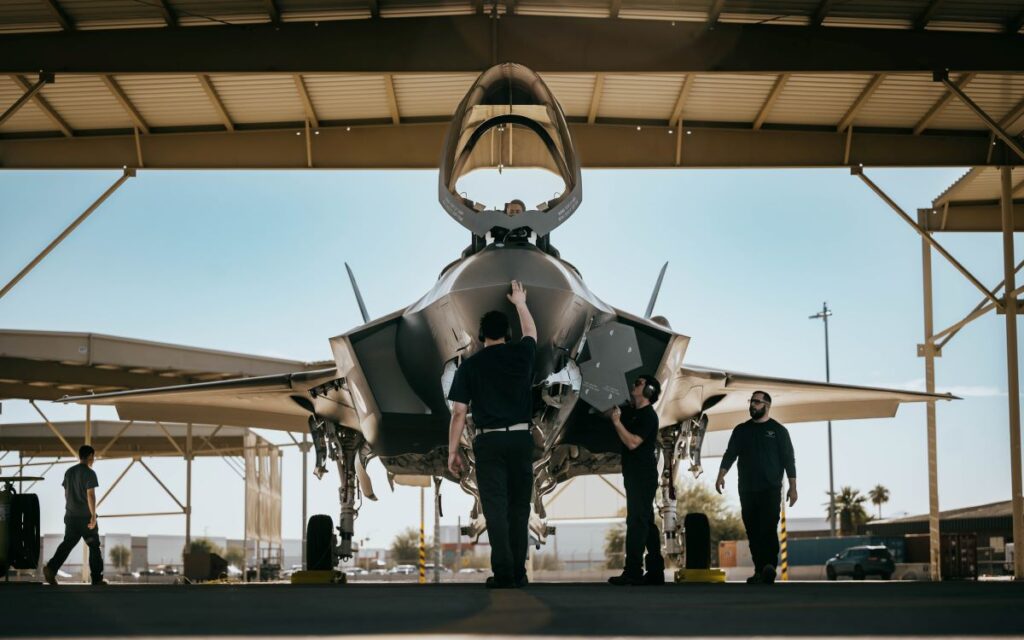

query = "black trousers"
[
  {"left": 740, "top": 488, "right": 781, "bottom": 572},
  {"left": 623, "top": 470, "right": 663, "bottom": 577},
  {"left": 47, "top": 515, "right": 103, "bottom": 582},
  {"left": 473, "top": 430, "right": 534, "bottom": 583}
]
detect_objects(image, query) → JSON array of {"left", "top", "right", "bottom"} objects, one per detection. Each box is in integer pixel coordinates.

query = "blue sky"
[{"left": 1, "top": 165, "right": 1020, "bottom": 549}]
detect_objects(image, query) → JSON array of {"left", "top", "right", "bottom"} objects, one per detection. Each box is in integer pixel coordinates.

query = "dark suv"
[{"left": 826, "top": 545, "right": 895, "bottom": 580}]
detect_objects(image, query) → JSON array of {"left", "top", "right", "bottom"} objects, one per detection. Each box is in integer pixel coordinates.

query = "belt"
[{"left": 477, "top": 423, "right": 531, "bottom": 433}]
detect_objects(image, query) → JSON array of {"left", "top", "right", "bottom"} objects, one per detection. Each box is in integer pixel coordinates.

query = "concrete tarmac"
[{"left": 2, "top": 581, "right": 1022, "bottom": 638}]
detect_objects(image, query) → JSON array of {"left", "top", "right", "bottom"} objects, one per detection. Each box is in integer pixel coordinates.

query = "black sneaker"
[
  {"left": 608, "top": 573, "right": 644, "bottom": 586},
  {"left": 43, "top": 566, "right": 58, "bottom": 586},
  {"left": 515, "top": 575, "right": 529, "bottom": 588},
  {"left": 761, "top": 565, "right": 777, "bottom": 584},
  {"left": 642, "top": 570, "right": 665, "bottom": 585},
  {"left": 745, "top": 573, "right": 763, "bottom": 584},
  {"left": 485, "top": 576, "right": 515, "bottom": 589},
  {"left": 91, "top": 579, "right": 109, "bottom": 586}
]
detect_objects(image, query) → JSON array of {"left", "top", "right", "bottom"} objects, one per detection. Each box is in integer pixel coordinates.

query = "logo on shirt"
[{"left": 765, "top": 430, "right": 776, "bottom": 438}]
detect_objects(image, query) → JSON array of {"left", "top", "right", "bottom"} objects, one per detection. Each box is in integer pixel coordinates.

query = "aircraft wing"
[
  {"left": 61, "top": 367, "right": 341, "bottom": 432},
  {"left": 658, "top": 365, "right": 956, "bottom": 431}
]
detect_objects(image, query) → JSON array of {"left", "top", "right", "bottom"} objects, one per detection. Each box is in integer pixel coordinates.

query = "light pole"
[{"left": 810, "top": 301, "right": 837, "bottom": 537}]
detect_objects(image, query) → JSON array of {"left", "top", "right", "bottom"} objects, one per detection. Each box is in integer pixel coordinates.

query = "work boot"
[
  {"left": 43, "top": 565, "right": 58, "bottom": 586},
  {"left": 745, "top": 573, "right": 762, "bottom": 584},
  {"left": 485, "top": 576, "right": 515, "bottom": 589},
  {"left": 91, "top": 579, "right": 109, "bottom": 586},
  {"left": 761, "top": 565, "right": 777, "bottom": 584},
  {"left": 642, "top": 570, "right": 665, "bottom": 585},
  {"left": 608, "top": 572, "right": 644, "bottom": 586},
  {"left": 514, "top": 575, "right": 529, "bottom": 588}
]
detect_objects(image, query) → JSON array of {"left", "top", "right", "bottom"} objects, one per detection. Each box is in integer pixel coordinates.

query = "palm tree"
[
  {"left": 824, "top": 486, "right": 870, "bottom": 535},
  {"left": 868, "top": 484, "right": 891, "bottom": 519}
]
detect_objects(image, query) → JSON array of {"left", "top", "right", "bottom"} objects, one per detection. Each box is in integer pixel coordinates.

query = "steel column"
[
  {"left": 1000, "top": 166, "right": 1024, "bottom": 580},
  {"left": 185, "top": 422, "right": 192, "bottom": 547},
  {"left": 301, "top": 433, "right": 308, "bottom": 569},
  {"left": 918, "top": 209, "right": 941, "bottom": 582},
  {"left": 0, "top": 169, "right": 135, "bottom": 301}
]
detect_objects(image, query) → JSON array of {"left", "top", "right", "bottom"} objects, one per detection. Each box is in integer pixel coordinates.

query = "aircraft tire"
[
  {"left": 9, "top": 493, "right": 41, "bottom": 569},
  {"left": 307, "top": 514, "right": 335, "bottom": 571},
  {"left": 683, "top": 512, "right": 711, "bottom": 570}
]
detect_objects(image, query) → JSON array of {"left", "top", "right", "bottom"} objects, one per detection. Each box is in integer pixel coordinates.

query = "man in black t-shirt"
[
  {"left": 715, "top": 390, "right": 798, "bottom": 584},
  {"left": 43, "top": 445, "right": 104, "bottom": 586},
  {"left": 448, "top": 280, "right": 538, "bottom": 588},
  {"left": 607, "top": 374, "right": 665, "bottom": 586}
]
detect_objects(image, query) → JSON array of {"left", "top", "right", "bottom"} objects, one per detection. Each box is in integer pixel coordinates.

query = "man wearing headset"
[
  {"left": 447, "top": 280, "right": 537, "bottom": 588},
  {"left": 715, "top": 390, "right": 797, "bottom": 584},
  {"left": 607, "top": 374, "right": 665, "bottom": 586}
]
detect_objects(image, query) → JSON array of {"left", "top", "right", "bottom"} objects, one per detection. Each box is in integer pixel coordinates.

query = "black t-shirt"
[
  {"left": 619, "top": 404, "right": 660, "bottom": 477},
  {"left": 447, "top": 336, "right": 537, "bottom": 429},
  {"left": 719, "top": 418, "right": 796, "bottom": 492},
  {"left": 63, "top": 463, "right": 99, "bottom": 517}
]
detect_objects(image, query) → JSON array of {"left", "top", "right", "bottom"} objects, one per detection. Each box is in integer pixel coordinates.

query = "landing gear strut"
[{"left": 307, "top": 415, "right": 363, "bottom": 566}]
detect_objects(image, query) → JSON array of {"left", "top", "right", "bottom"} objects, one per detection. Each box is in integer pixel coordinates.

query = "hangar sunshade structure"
[{"left": 0, "top": 0, "right": 1022, "bottom": 581}]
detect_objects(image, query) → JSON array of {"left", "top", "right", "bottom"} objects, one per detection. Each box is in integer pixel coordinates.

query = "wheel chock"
[
  {"left": 674, "top": 568, "right": 726, "bottom": 583},
  {"left": 290, "top": 570, "right": 346, "bottom": 585}
]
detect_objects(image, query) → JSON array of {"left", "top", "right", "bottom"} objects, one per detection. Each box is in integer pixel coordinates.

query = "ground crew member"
[
  {"left": 608, "top": 374, "right": 665, "bottom": 586},
  {"left": 715, "top": 390, "right": 797, "bottom": 584},
  {"left": 43, "top": 444, "right": 105, "bottom": 586},
  {"left": 447, "top": 280, "right": 537, "bottom": 588}
]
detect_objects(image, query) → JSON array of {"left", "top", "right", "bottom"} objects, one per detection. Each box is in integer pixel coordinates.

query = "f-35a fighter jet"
[{"left": 66, "top": 64, "right": 951, "bottom": 567}]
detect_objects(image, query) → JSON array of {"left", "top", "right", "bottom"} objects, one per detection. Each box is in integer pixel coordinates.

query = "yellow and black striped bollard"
[
  {"left": 419, "top": 486, "right": 427, "bottom": 584},
  {"left": 780, "top": 498, "right": 789, "bottom": 581}
]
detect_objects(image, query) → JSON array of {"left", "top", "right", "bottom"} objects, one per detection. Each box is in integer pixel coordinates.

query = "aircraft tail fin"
[
  {"left": 345, "top": 262, "right": 371, "bottom": 324},
  {"left": 644, "top": 261, "right": 668, "bottom": 319}
]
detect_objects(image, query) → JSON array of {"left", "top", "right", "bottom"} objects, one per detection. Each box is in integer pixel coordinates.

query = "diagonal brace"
[
  {"left": 1, "top": 72, "right": 53, "bottom": 127},
  {"left": 1, "top": 169, "right": 135, "bottom": 301},
  {"left": 29, "top": 400, "right": 77, "bottom": 457},
  {"left": 98, "top": 459, "right": 136, "bottom": 507},
  {"left": 935, "top": 258, "right": 1024, "bottom": 349},
  {"left": 137, "top": 458, "right": 186, "bottom": 511},
  {"left": 935, "top": 71, "right": 1024, "bottom": 163},
  {"left": 854, "top": 167, "right": 1002, "bottom": 308}
]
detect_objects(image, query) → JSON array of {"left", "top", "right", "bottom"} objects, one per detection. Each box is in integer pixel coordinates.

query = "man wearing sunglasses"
[
  {"left": 715, "top": 390, "right": 797, "bottom": 584},
  {"left": 607, "top": 374, "right": 665, "bottom": 586}
]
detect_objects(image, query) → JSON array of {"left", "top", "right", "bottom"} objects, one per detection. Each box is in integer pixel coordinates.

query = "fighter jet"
[{"left": 65, "top": 63, "right": 953, "bottom": 566}]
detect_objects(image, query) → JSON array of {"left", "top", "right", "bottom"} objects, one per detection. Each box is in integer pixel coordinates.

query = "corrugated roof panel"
[
  {"left": 115, "top": 74, "right": 221, "bottom": 127},
  {"left": 599, "top": 74, "right": 685, "bottom": 121},
  {"left": 38, "top": 75, "right": 134, "bottom": 130},
  {"left": 208, "top": 74, "right": 305, "bottom": 124},
  {"left": 302, "top": 74, "right": 391, "bottom": 121},
  {"left": 517, "top": 0, "right": 609, "bottom": 18},
  {"left": 0, "top": 0, "right": 61, "bottom": 32},
  {"left": 172, "top": 0, "right": 270, "bottom": 25},
  {"left": 717, "top": 0, "right": 817, "bottom": 24},
  {"left": 684, "top": 73, "right": 777, "bottom": 123},
  {"left": 852, "top": 73, "right": 947, "bottom": 128},
  {"left": 392, "top": 74, "right": 477, "bottom": 118},
  {"left": 620, "top": 0, "right": 705, "bottom": 21},
  {"left": 380, "top": 1, "right": 475, "bottom": 17},
  {"left": 933, "top": 166, "right": 1024, "bottom": 206},
  {"left": 826, "top": 0, "right": 921, "bottom": 21},
  {"left": 769, "top": 74, "right": 873, "bottom": 126},
  {"left": 277, "top": 0, "right": 372, "bottom": 20},
  {"left": 928, "top": 73, "right": 1024, "bottom": 132},
  {"left": 58, "top": 0, "right": 165, "bottom": 28},
  {"left": 540, "top": 73, "right": 596, "bottom": 118},
  {"left": 0, "top": 77, "right": 57, "bottom": 133},
  {"left": 932, "top": 0, "right": 1021, "bottom": 26}
]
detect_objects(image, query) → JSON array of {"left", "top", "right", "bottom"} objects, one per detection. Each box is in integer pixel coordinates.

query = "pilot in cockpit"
[
  {"left": 501, "top": 199, "right": 530, "bottom": 244},
  {"left": 505, "top": 199, "right": 526, "bottom": 217}
]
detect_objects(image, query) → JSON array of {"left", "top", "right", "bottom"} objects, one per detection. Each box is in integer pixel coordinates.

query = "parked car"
[
  {"left": 826, "top": 545, "right": 895, "bottom": 580},
  {"left": 344, "top": 567, "right": 369, "bottom": 576},
  {"left": 388, "top": 564, "right": 417, "bottom": 575},
  {"left": 424, "top": 564, "right": 451, "bottom": 574},
  {"left": 458, "top": 567, "right": 483, "bottom": 574}
]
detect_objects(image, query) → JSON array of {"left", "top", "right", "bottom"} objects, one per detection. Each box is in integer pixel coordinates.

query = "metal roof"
[
  {"left": 0, "top": 329, "right": 329, "bottom": 401},
  {"left": 922, "top": 166, "right": 1024, "bottom": 231},
  {"left": 0, "top": 420, "right": 255, "bottom": 458},
  {"left": 1, "top": 2, "right": 1023, "bottom": 168}
]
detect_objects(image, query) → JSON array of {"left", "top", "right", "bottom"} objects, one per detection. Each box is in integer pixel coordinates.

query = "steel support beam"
[
  {"left": 753, "top": 73, "right": 789, "bottom": 131},
  {"left": 100, "top": 75, "right": 149, "bottom": 135},
  {"left": 0, "top": 169, "right": 134, "bottom": 301},
  {"left": 854, "top": 168, "right": 1003, "bottom": 307},
  {"left": 384, "top": 75, "right": 400, "bottom": 125},
  {"left": 293, "top": 74, "right": 319, "bottom": 129},
  {"left": 914, "top": 72, "right": 974, "bottom": 135},
  {"left": 836, "top": 73, "right": 885, "bottom": 133},
  {"left": 186, "top": 422, "right": 193, "bottom": 547},
  {"left": 9, "top": 74, "right": 72, "bottom": 137},
  {"left": 28, "top": 400, "right": 77, "bottom": 457},
  {"left": 264, "top": 1, "right": 282, "bottom": 25},
  {"left": 42, "top": 0, "right": 74, "bottom": 31},
  {"left": 609, "top": 0, "right": 621, "bottom": 18},
  {"left": 1, "top": 73, "right": 51, "bottom": 128},
  {"left": 1001, "top": 166, "right": 1024, "bottom": 580},
  {"left": 3, "top": 17, "right": 1024, "bottom": 74},
  {"left": 915, "top": 0, "right": 944, "bottom": 30},
  {"left": 939, "top": 72, "right": 1024, "bottom": 162},
  {"left": 155, "top": 0, "right": 177, "bottom": 27},
  {"left": 917, "top": 209, "right": 941, "bottom": 582},
  {"left": 587, "top": 74, "right": 605, "bottom": 125},
  {"left": 1, "top": 123, "right": 1005, "bottom": 170},
  {"left": 707, "top": 0, "right": 725, "bottom": 27},
  {"left": 812, "top": 0, "right": 835, "bottom": 26},
  {"left": 197, "top": 74, "right": 234, "bottom": 132}
]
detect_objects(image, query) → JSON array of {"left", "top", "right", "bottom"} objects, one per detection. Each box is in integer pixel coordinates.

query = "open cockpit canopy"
[{"left": 438, "top": 63, "right": 582, "bottom": 238}]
